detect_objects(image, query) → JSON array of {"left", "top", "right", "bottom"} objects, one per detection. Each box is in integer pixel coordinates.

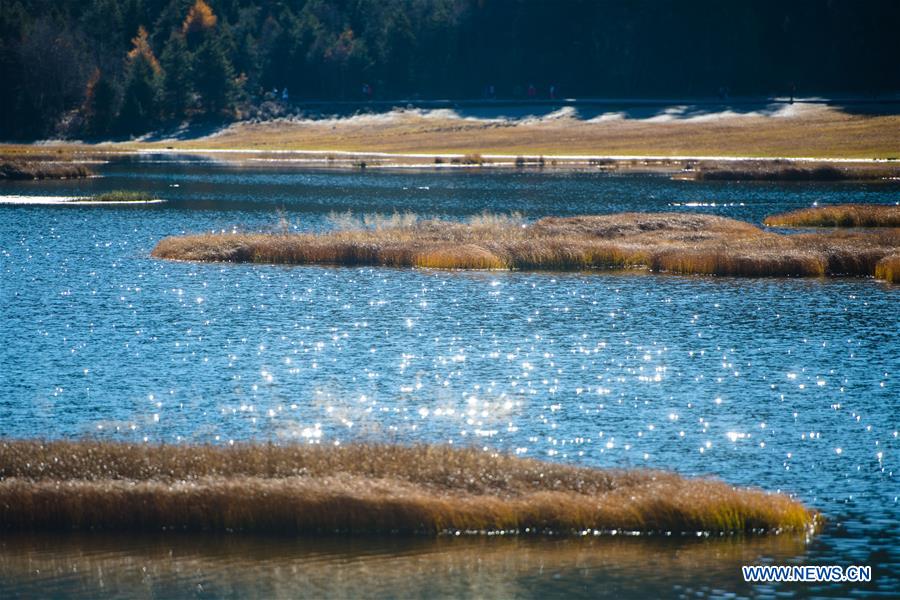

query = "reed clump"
[
  {"left": 875, "top": 254, "right": 900, "bottom": 283},
  {"left": 152, "top": 211, "right": 900, "bottom": 281},
  {"left": 764, "top": 204, "right": 900, "bottom": 228},
  {"left": 0, "top": 159, "right": 93, "bottom": 180},
  {"left": 0, "top": 440, "right": 813, "bottom": 535}
]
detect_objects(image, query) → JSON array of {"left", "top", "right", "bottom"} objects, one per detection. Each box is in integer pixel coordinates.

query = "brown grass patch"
[
  {"left": 0, "top": 441, "right": 813, "bottom": 535},
  {"left": 152, "top": 212, "right": 900, "bottom": 280},
  {"left": 687, "top": 163, "right": 899, "bottom": 181},
  {"left": 764, "top": 204, "right": 900, "bottom": 228},
  {"left": 0, "top": 159, "right": 93, "bottom": 180}
]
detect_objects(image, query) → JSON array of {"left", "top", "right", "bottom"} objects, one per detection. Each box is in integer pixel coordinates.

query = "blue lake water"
[{"left": 1, "top": 157, "right": 898, "bottom": 598}]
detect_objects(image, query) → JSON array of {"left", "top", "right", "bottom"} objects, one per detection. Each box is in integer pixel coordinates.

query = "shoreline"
[
  {"left": 4, "top": 148, "right": 898, "bottom": 181},
  {"left": 133, "top": 147, "right": 900, "bottom": 163},
  {"left": 3, "top": 149, "right": 898, "bottom": 182},
  {"left": 0, "top": 195, "right": 165, "bottom": 206},
  {"left": 1, "top": 101, "right": 898, "bottom": 172}
]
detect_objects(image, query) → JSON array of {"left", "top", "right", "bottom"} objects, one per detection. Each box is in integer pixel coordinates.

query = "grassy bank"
[
  {"left": 0, "top": 440, "right": 813, "bottom": 535},
  {"left": 151, "top": 212, "right": 900, "bottom": 280},
  {"left": 684, "top": 163, "right": 898, "bottom": 181},
  {"left": 764, "top": 204, "right": 900, "bottom": 228},
  {"left": 0, "top": 159, "right": 93, "bottom": 180}
]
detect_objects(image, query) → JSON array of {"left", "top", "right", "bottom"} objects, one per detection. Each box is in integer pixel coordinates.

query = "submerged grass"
[
  {"left": 764, "top": 204, "right": 900, "bottom": 228},
  {"left": 152, "top": 212, "right": 900, "bottom": 281},
  {"left": 0, "top": 441, "right": 813, "bottom": 535}
]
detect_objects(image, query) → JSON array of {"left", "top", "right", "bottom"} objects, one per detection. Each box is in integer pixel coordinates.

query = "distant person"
[
  {"left": 790, "top": 82, "right": 797, "bottom": 104},
  {"left": 527, "top": 83, "right": 536, "bottom": 98}
]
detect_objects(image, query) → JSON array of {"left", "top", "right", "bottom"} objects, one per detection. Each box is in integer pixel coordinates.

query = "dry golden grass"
[
  {"left": 122, "top": 104, "right": 900, "bottom": 159},
  {"left": 2, "top": 104, "right": 899, "bottom": 164},
  {"left": 152, "top": 212, "right": 900, "bottom": 280},
  {"left": 764, "top": 204, "right": 900, "bottom": 228},
  {"left": 0, "top": 440, "right": 813, "bottom": 535},
  {"left": 875, "top": 254, "right": 900, "bottom": 283}
]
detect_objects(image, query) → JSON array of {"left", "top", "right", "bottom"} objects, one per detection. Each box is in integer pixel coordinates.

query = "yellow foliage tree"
[
  {"left": 182, "top": 0, "right": 218, "bottom": 35},
  {"left": 127, "top": 26, "right": 162, "bottom": 76}
]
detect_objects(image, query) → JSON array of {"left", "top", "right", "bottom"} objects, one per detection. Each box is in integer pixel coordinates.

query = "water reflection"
[{"left": 0, "top": 533, "right": 811, "bottom": 599}]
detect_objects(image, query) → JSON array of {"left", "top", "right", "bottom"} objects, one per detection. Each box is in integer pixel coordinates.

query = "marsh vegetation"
[
  {"left": 764, "top": 204, "right": 900, "bottom": 228},
  {"left": 152, "top": 211, "right": 899, "bottom": 281},
  {"left": 0, "top": 159, "right": 93, "bottom": 180},
  {"left": 0, "top": 440, "right": 813, "bottom": 535}
]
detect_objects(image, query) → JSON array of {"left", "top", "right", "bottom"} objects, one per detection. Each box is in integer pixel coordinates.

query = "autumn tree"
[
  {"left": 182, "top": 0, "right": 217, "bottom": 48},
  {"left": 118, "top": 26, "right": 163, "bottom": 133},
  {"left": 178, "top": 0, "right": 240, "bottom": 115}
]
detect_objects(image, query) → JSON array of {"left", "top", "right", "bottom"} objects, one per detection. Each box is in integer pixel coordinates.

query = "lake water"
[{"left": 1, "top": 157, "right": 898, "bottom": 598}]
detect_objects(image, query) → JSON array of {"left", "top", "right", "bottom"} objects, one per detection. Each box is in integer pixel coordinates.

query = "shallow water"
[{"left": 1, "top": 157, "right": 898, "bottom": 598}]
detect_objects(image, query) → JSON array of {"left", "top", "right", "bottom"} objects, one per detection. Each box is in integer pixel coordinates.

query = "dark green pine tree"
[
  {"left": 193, "top": 36, "right": 237, "bottom": 115},
  {"left": 118, "top": 27, "right": 163, "bottom": 134},
  {"left": 160, "top": 32, "right": 193, "bottom": 120},
  {"left": 85, "top": 70, "right": 121, "bottom": 135}
]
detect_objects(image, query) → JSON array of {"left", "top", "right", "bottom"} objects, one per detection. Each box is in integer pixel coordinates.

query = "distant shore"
[{"left": 1, "top": 101, "right": 898, "bottom": 175}]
